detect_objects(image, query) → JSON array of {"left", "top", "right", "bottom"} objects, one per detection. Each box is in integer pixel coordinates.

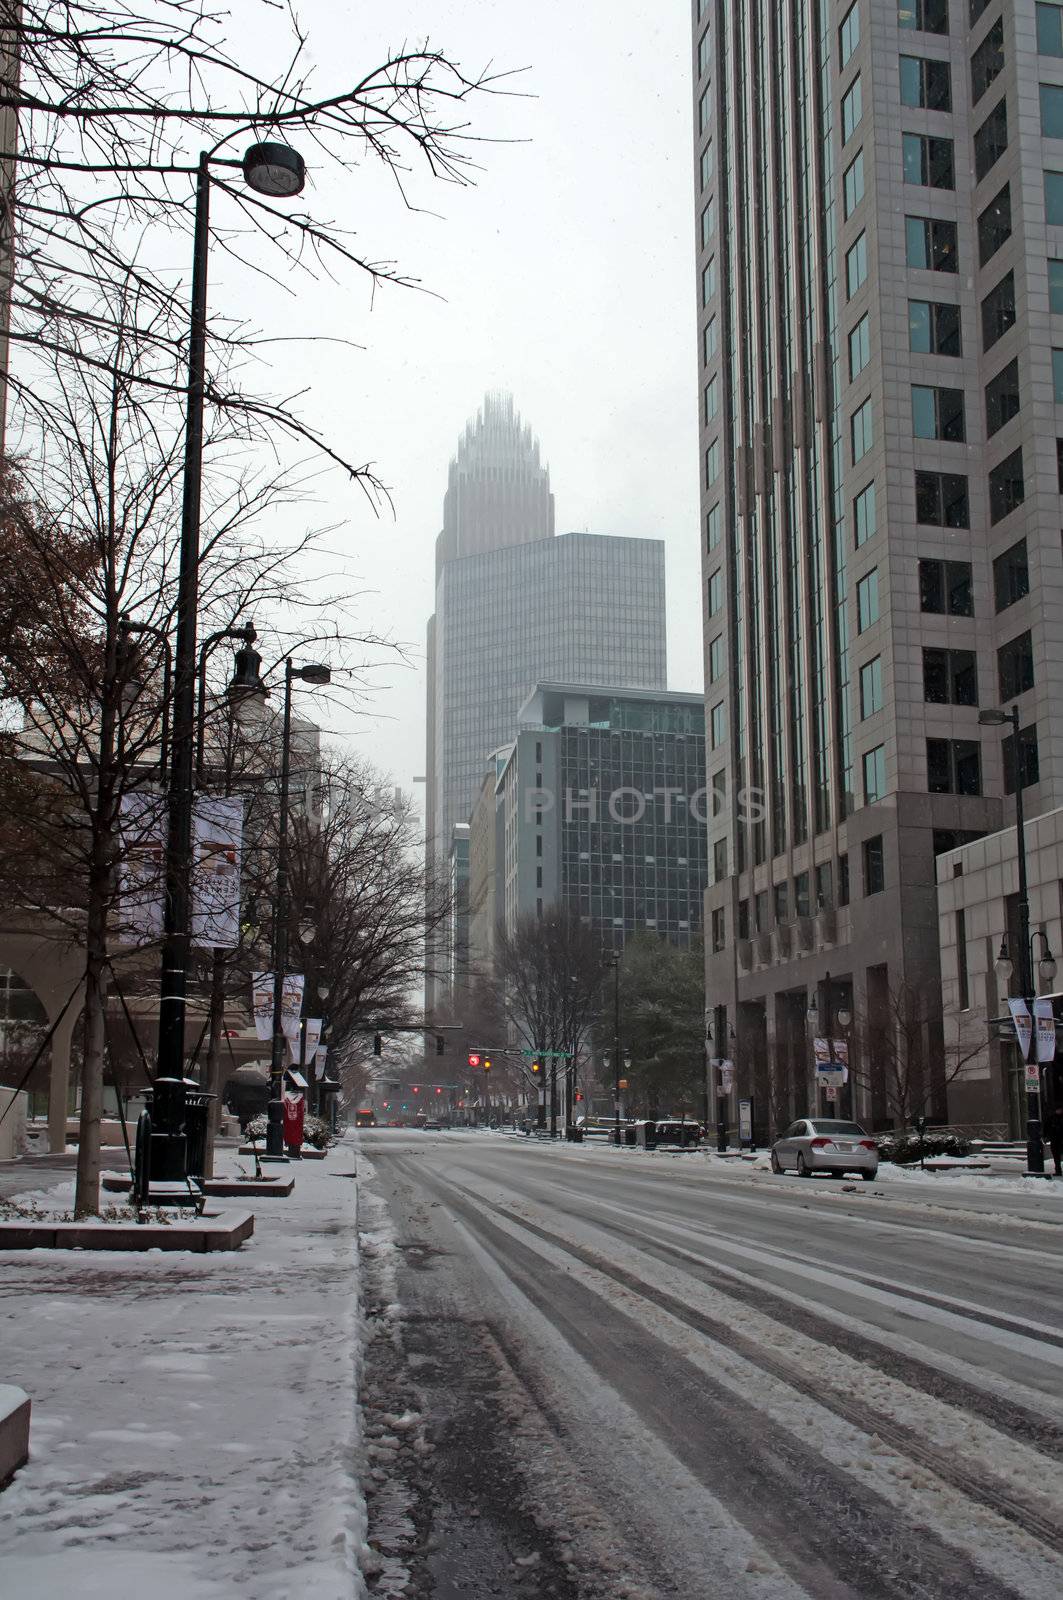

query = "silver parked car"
[{"left": 770, "top": 1118, "right": 879, "bottom": 1180}]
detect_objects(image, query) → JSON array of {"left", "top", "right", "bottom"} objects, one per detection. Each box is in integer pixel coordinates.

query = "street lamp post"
[
  {"left": 266, "top": 658, "right": 331, "bottom": 1157},
  {"left": 808, "top": 972, "right": 851, "bottom": 1117},
  {"left": 155, "top": 141, "right": 307, "bottom": 1083},
  {"left": 980, "top": 704, "right": 1052, "bottom": 1175}
]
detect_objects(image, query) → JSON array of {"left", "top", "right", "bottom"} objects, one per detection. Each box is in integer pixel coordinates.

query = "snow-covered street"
[
  {"left": 358, "top": 1127, "right": 1063, "bottom": 1600},
  {"left": 0, "top": 1144, "right": 365, "bottom": 1600}
]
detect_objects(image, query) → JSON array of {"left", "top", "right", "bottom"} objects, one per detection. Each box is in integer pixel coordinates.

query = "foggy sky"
[{"left": 211, "top": 0, "right": 702, "bottom": 800}]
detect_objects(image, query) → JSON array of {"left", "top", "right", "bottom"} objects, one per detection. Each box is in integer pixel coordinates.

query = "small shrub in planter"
[
  {"left": 245, "top": 1114, "right": 268, "bottom": 1144},
  {"left": 876, "top": 1131, "right": 971, "bottom": 1164},
  {"left": 302, "top": 1115, "right": 331, "bottom": 1150}
]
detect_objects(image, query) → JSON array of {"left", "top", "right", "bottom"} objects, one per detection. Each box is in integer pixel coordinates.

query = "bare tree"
[
  {"left": 848, "top": 978, "right": 985, "bottom": 1130},
  {"left": 0, "top": 330, "right": 381, "bottom": 1212},
  {"left": 2, "top": 0, "right": 510, "bottom": 484}
]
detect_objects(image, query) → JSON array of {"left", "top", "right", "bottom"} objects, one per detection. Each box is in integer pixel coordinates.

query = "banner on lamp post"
[
  {"left": 280, "top": 975, "right": 304, "bottom": 1043},
  {"left": 288, "top": 1016, "right": 322, "bottom": 1065},
  {"left": 314, "top": 1043, "right": 328, "bottom": 1081},
  {"left": 1008, "top": 998, "right": 1033, "bottom": 1062},
  {"left": 191, "top": 795, "right": 243, "bottom": 949},
  {"left": 1033, "top": 997, "right": 1057, "bottom": 1065},
  {"left": 117, "top": 793, "right": 166, "bottom": 942},
  {"left": 251, "top": 972, "right": 273, "bottom": 1041}
]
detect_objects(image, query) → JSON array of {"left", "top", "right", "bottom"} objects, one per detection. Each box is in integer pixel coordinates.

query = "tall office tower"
[
  {"left": 694, "top": 2, "right": 1063, "bottom": 1137},
  {"left": 426, "top": 396, "right": 668, "bottom": 1001}
]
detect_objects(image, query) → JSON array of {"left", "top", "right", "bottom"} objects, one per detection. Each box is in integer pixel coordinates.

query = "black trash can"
[
  {"left": 184, "top": 1090, "right": 215, "bottom": 1180},
  {"left": 145, "top": 1077, "right": 189, "bottom": 1183}
]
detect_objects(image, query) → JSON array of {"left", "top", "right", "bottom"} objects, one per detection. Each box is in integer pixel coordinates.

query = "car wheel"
[
  {"left": 770, "top": 1150, "right": 783, "bottom": 1174},
  {"left": 862, "top": 1170, "right": 877, "bottom": 1182},
  {"left": 797, "top": 1153, "right": 811, "bottom": 1177}
]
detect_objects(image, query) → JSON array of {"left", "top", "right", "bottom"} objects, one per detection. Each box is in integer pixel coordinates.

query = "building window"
[
  {"left": 705, "top": 374, "right": 720, "bottom": 423},
  {"left": 863, "top": 836, "right": 885, "bottom": 896},
  {"left": 998, "top": 629, "right": 1035, "bottom": 698},
  {"left": 900, "top": 54, "right": 951, "bottom": 110},
  {"left": 842, "top": 76, "right": 863, "bottom": 143},
  {"left": 907, "top": 215, "right": 958, "bottom": 271},
  {"left": 699, "top": 86, "right": 712, "bottom": 136},
  {"left": 704, "top": 316, "right": 718, "bottom": 363},
  {"left": 710, "top": 701, "right": 726, "bottom": 748},
  {"left": 854, "top": 482, "right": 876, "bottom": 546},
  {"left": 707, "top": 568, "right": 723, "bottom": 615},
  {"left": 702, "top": 256, "right": 717, "bottom": 306},
  {"left": 1058, "top": 437, "right": 1063, "bottom": 490},
  {"left": 927, "top": 738, "right": 982, "bottom": 795},
  {"left": 815, "top": 862, "right": 834, "bottom": 910},
  {"left": 978, "top": 186, "right": 1011, "bottom": 268},
  {"left": 993, "top": 538, "right": 1029, "bottom": 611},
  {"left": 711, "top": 906, "right": 726, "bottom": 952},
  {"left": 912, "top": 384, "right": 965, "bottom": 441},
  {"left": 700, "top": 199, "right": 716, "bottom": 248},
  {"left": 737, "top": 899, "right": 750, "bottom": 940},
  {"left": 698, "top": 28, "right": 712, "bottom": 78},
  {"left": 957, "top": 909, "right": 970, "bottom": 1009},
  {"left": 774, "top": 881, "right": 789, "bottom": 922},
  {"left": 849, "top": 314, "right": 871, "bottom": 378},
  {"left": 857, "top": 568, "right": 879, "bottom": 632},
  {"left": 1003, "top": 724, "right": 1040, "bottom": 793},
  {"left": 988, "top": 447, "right": 1024, "bottom": 523},
  {"left": 840, "top": 3, "right": 860, "bottom": 66},
  {"left": 844, "top": 151, "right": 865, "bottom": 218},
  {"left": 1046, "top": 171, "right": 1063, "bottom": 225},
  {"left": 981, "top": 271, "right": 1016, "bottom": 349},
  {"left": 915, "top": 471, "right": 969, "bottom": 528},
  {"left": 709, "top": 634, "right": 725, "bottom": 681},
  {"left": 923, "top": 647, "right": 978, "bottom": 706},
  {"left": 970, "top": 0, "right": 992, "bottom": 23},
  {"left": 971, "top": 17, "right": 1004, "bottom": 104},
  {"left": 909, "top": 299, "right": 961, "bottom": 355},
  {"left": 1043, "top": 84, "right": 1063, "bottom": 139},
  {"left": 838, "top": 852, "right": 850, "bottom": 906},
  {"left": 713, "top": 838, "right": 728, "bottom": 881},
  {"left": 919, "top": 557, "right": 973, "bottom": 615},
  {"left": 846, "top": 232, "right": 868, "bottom": 297},
  {"left": 1054, "top": 349, "right": 1063, "bottom": 402},
  {"left": 974, "top": 98, "right": 1008, "bottom": 182},
  {"left": 700, "top": 143, "right": 714, "bottom": 192},
  {"left": 985, "top": 359, "right": 1021, "bottom": 436},
  {"left": 863, "top": 745, "right": 886, "bottom": 804},
  {"left": 705, "top": 439, "right": 721, "bottom": 484},
  {"left": 860, "top": 656, "right": 883, "bottom": 718},
  {"left": 903, "top": 132, "right": 954, "bottom": 189},
  {"left": 1038, "top": 3, "right": 1063, "bottom": 57},
  {"left": 851, "top": 398, "right": 873, "bottom": 461},
  {"left": 899, "top": 1, "right": 948, "bottom": 31},
  {"left": 707, "top": 502, "right": 721, "bottom": 549}
]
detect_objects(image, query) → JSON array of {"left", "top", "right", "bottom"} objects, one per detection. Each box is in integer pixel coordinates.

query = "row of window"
[
  {"left": 859, "top": 632, "right": 1033, "bottom": 712},
  {"left": 898, "top": 0, "right": 1063, "bottom": 49}
]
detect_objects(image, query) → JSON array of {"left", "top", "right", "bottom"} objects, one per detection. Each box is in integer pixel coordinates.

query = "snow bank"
[{"left": 0, "top": 1141, "right": 367, "bottom": 1600}]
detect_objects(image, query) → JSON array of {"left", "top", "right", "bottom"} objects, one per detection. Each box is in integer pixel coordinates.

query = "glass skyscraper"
[{"left": 426, "top": 395, "right": 668, "bottom": 998}]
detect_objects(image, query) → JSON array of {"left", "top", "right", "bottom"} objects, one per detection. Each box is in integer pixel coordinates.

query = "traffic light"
[
  {"left": 436, "top": 1035, "right": 445, "bottom": 1056},
  {"left": 575, "top": 1091, "right": 584, "bottom": 1103},
  {"left": 467, "top": 1053, "right": 481, "bottom": 1069},
  {"left": 435, "top": 1086, "right": 442, "bottom": 1095},
  {"left": 413, "top": 1085, "right": 420, "bottom": 1094},
  {"left": 373, "top": 1033, "right": 382, "bottom": 1056},
  {"left": 483, "top": 1057, "right": 492, "bottom": 1072},
  {"left": 531, "top": 1060, "right": 542, "bottom": 1075}
]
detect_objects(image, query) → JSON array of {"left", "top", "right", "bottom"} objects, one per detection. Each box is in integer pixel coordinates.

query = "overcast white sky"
[{"left": 213, "top": 0, "right": 702, "bottom": 795}]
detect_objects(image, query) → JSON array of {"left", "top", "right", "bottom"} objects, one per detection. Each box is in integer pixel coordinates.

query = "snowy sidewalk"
[{"left": 0, "top": 1140, "right": 366, "bottom": 1600}]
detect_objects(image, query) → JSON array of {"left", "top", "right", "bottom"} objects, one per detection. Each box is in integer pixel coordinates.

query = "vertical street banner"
[
  {"left": 738, "top": 1098, "right": 752, "bottom": 1143},
  {"left": 717, "top": 1058, "right": 735, "bottom": 1094},
  {"left": 280, "top": 975, "right": 304, "bottom": 1043},
  {"left": 1008, "top": 998, "right": 1034, "bottom": 1062},
  {"left": 251, "top": 973, "right": 274, "bottom": 1041},
  {"left": 314, "top": 1044, "right": 328, "bottom": 1081},
  {"left": 1033, "top": 997, "right": 1057, "bottom": 1065},
  {"left": 191, "top": 795, "right": 243, "bottom": 949},
  {"left": 287, "top": 1015, "right": 322, "bottom": 1065},
  {"left": 117, "top": 792, "right": 166, "bottom": 942}
]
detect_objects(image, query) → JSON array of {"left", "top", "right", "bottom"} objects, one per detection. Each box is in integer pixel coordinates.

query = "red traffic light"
[
  {"left": 435, "top": 1086, "right": 442, "bottom": 1095},
  {"left": 413, "top": 1085, "right": 420, "bottom": 1094},
  {"left": 467, "top": 1053, "right": 481, "bottom": 1068},
  {"left": 575, "top": 1092, "right": 584, "bottom": 1103}
]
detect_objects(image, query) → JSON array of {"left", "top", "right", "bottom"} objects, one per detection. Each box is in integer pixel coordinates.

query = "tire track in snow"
[{"left": 408, "top": 1160, "right": 1043, "bottom": 1600}]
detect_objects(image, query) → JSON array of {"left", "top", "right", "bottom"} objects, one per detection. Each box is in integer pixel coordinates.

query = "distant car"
[
  {"left": 422, "top": 1120, "right": 443, "bottom": 1131},
  {"left": 770, "top": 1118, "right": 879, "bottom": 1180}
]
